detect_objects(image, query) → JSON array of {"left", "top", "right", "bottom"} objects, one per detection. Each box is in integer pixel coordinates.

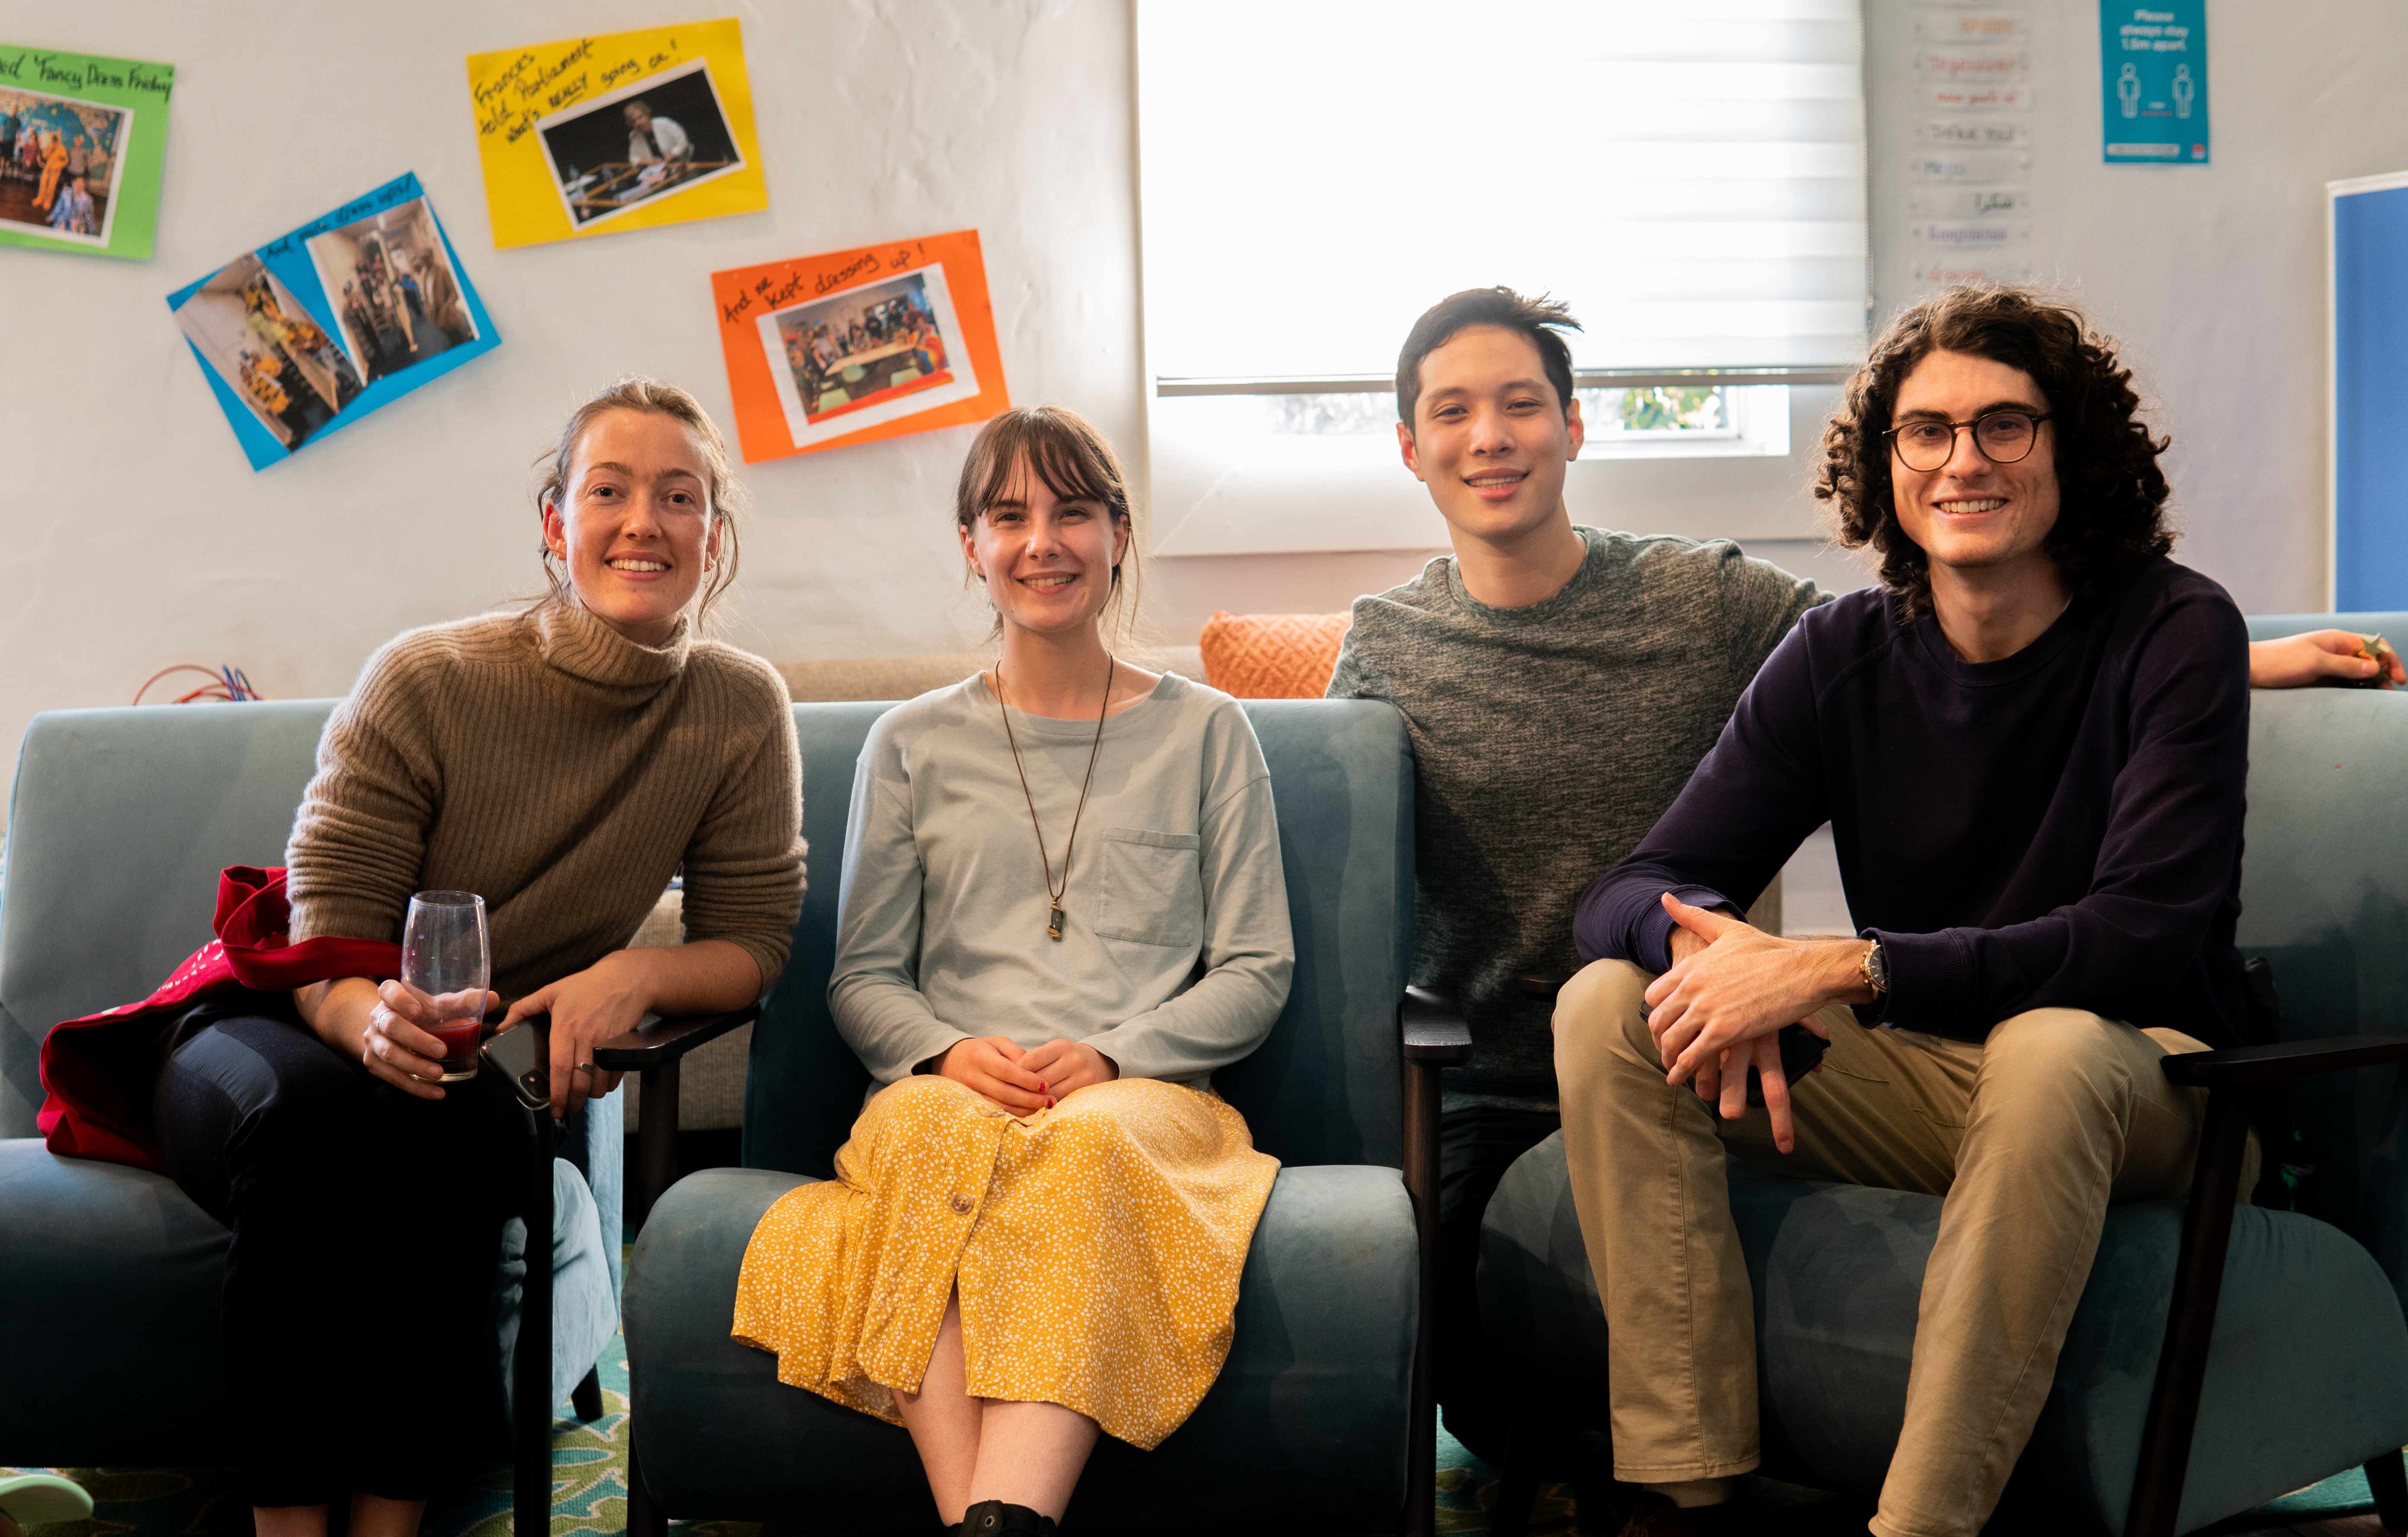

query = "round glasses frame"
[{"left": 1884, "top": 411, "right": 2055, "bottom": 473}]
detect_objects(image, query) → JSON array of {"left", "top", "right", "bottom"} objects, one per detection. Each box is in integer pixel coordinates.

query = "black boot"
[{"left": 958, "top": 1500, "right": 1058, "bottom": 1537}]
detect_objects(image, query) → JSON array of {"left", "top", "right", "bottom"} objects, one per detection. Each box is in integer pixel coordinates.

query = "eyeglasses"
[{"left": 1885, "top": 410, "right": 2053, "bottom": 472}]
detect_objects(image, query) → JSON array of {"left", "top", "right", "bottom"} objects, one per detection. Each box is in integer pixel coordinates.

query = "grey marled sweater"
[{"left": 1327, "top": 526, "right": 1829, "bottom": 1107}]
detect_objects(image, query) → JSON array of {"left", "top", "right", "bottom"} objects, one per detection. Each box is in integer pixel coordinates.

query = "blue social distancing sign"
[{"left": 2100, "top": 2, "right": 2209, "bottom": 165}]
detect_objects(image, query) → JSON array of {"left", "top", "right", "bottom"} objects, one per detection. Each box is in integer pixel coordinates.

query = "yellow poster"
[{"left": 465, "top": 18, "right": 765, "bottom": 249}]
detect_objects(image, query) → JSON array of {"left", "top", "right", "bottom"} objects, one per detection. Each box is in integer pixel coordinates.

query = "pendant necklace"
[{"left": 996, "top": 653, "right": 1115, "bottom": 941}]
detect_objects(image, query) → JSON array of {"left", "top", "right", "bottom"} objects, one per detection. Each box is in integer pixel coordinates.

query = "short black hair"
[{"left": 1395, "top": 287, "right": 1581, "bottom": 428}]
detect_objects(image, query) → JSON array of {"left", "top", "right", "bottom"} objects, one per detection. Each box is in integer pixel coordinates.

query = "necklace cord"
[{"left": 995, "top": 655, "right": 1115, "bottom": 917}]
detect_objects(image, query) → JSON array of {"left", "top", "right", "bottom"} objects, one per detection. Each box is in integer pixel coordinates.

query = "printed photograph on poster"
[
  {"left": 712, "top": 228, "right": 1010, "bottom": 463},
  {"left": 466, "top": 19, "right": 767, "bottom": 249},
  {"left": 168, "top": 173, "right": 500, "bottom": 471},
  {"left": 0, "top": 47, "right": 171, "bottom": 260},
  {"left": 171, "top": 254, "right": 366, "bottom": 452},
  {"left": 762, "top": 268, "right": 981, "bottom": 448},
  {"left": 534, "top": 58, "right": 744, "bottom": 230},
  {"left": 304, "top": 197, "right": 480, "bottom": 383},
  {"left": 0, "top": 87, "right": 128, "bottom": 246}
]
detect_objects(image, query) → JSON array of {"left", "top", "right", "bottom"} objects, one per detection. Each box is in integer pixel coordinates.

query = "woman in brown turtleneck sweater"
[{"left": 147, "top": 377, "right": 804, "bottom": 1537}]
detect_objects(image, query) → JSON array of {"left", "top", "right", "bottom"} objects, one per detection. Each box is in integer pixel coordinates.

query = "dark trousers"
[
  {"left": 151, "top": 1009, "right": 525, "bottom": 1507},
  {"left": 1437, "top": 1103, "right": 1562, "bottom": 1463}
]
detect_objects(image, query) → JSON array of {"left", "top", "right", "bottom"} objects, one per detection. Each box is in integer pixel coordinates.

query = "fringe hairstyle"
[
  {"left": 1815, "top": 284, "right": 2174, "bottom": 621},
  {"left": 530, "top": 375, "right": 746, "bottom": 630},
  {"left": 952, "top": 406, "right": 1143, "bottom": 648}
]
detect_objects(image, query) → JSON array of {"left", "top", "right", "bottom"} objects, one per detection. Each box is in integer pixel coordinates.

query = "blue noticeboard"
[
  {"left": 2333, "top": 173, "right": 2408, "bottom": 610},
  {"left": 2100, "top": 2, "right": 2209, "bottom": 165}
]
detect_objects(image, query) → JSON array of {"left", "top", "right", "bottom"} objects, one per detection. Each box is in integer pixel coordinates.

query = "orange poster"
[{"left": 713, "top": 228, "right": 1008, "bottom": 463}]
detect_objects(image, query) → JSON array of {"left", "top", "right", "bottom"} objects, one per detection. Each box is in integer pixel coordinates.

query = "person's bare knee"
[
  {"left": 897, "top": 1291, "right": 980, "bottom": 1522},
  {"left": 346, "top": 1494, "right": 426, "bottom": 1537},
  {"left": 250, "top": 1507, "right": 330, "bottom": 1537}
]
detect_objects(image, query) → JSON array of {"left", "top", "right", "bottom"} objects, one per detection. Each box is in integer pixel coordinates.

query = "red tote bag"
[{"left": 36, "top": 865, "right": 400, "bottom": 1172}]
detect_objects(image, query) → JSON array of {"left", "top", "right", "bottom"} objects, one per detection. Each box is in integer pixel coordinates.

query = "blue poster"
[
  {"left": 2332, "top": 174, "right": 2408, "bottom": 610},
  {"left": 2100, "top": 3, "right": 2208, "bottom": 164},
  {"left": 166, "top": 172, "right": 499, "bottom": 471}
]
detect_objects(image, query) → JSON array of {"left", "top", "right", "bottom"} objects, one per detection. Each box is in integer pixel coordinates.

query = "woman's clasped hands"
[{"left": 939, "top": 1034, "right": 1118, "bottom": 1113}]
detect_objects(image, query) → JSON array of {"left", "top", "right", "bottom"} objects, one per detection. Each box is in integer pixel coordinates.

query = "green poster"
[{"left": 0, "top": 45, "right": 171, "bottom": 260}]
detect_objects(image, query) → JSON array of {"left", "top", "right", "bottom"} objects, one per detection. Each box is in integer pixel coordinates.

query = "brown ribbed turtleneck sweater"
[{"left": 285, "top": 599, "right": 805, "bottom": 1001}]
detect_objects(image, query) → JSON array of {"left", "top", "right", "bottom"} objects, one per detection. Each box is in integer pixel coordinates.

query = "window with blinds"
[{"left": 1136, "top": 0, "right": 1869, "bottom": 556}]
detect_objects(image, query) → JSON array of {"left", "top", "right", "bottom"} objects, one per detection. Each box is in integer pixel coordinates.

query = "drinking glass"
[{"left": 402, "top": 890, "right": 490, "bottom": 1084}]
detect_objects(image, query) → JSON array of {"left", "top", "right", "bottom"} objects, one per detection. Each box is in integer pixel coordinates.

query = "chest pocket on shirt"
[{"left": 1090, "top": 826, "right": 1203, "bottom": 947}]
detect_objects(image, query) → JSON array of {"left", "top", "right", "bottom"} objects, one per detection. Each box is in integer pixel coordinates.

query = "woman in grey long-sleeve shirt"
[
  {"left": 828, "top": 668, "right": 1292, "bottom": 1086},
  {"left": 733, "top": 408, "right": 1293, "bottom": 1537}
]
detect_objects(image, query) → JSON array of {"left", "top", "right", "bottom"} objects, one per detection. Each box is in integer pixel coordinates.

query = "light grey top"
[
  {"left": 1328, "top": 526, "right": 1828, "bottom": 1110},
  {"left": 830, "top": 670, "right": 1295, "bottom": 1087}
]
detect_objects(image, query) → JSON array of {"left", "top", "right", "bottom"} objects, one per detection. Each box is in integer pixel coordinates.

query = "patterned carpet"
[{"left": 1, "top": 1335, "right": 2375, "bottom": 1537}]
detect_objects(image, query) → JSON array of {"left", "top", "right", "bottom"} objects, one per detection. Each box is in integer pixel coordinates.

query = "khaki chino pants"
[{"left": 1553, "top": 960, "right": 2249, "bottom": 1537}]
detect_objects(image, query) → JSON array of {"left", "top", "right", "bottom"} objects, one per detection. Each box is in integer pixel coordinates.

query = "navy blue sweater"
[{"left": 1574, "top": 557, "right": 2251, "bottom": 1048}]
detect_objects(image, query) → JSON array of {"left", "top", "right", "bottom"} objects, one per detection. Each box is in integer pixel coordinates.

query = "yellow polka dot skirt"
[{"left": 731, "top": 1074, "right": 1279, "bottom": 1450}]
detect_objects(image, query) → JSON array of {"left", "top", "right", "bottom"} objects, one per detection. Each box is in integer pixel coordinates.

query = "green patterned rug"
[{"left": 1, "top": 1336, "right": 2375, "bottom": 1536}]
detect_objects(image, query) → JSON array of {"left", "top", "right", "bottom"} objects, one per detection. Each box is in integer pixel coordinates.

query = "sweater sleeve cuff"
[
  {"left": 885, "top": 1024, "right": 973, "bottom": 1085},
  {"left": 1635, "top": 886, "right": 1738, "bottom": 973},
  {"left": 1866, "top": 927, "right": 1972, "bottom": 1037},
  {"left": 720, "top": 934, "right": 790, "bottom": 1000},
  {"left": 285, "top": 897, "right": 402, "bottom": 951}
]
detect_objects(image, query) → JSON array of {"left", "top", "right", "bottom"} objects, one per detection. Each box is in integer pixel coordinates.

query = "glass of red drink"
[{"left": 402, "top": 890, "right": 489, "bottom": 1084}]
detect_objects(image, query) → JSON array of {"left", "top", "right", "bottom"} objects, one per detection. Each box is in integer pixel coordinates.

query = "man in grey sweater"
[{"left": 1326, "top": 288, "right": 1830, "bottom": 1461}]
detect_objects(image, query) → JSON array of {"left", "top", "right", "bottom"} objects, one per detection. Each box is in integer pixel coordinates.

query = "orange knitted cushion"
[{"left": 1198, "top": 611, "right": 1353, "bottom": 699}]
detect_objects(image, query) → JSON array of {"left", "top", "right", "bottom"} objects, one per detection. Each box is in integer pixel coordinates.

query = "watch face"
[{"left": 1868, "top": 943, "right": 1889, "bottom": 991}]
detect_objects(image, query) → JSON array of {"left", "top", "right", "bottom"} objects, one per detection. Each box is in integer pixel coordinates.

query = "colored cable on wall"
[{"left": 132, "top": 664, "right": 269, "bottom": 706}]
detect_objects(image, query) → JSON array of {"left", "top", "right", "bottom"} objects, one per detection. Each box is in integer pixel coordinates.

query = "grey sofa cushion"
[{"left": 0, "top": 1138, "right": 234, "bottom": 1464}]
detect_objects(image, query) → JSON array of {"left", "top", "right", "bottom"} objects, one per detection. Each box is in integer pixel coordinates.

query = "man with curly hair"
[{"left": 1552, "top": 284, "right": 2318, "bottom": 1537}]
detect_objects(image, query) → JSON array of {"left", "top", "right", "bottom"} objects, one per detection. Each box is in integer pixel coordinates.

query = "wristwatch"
[{"left": 1859, "top": 938, "right": 1889, "bottom": 996}]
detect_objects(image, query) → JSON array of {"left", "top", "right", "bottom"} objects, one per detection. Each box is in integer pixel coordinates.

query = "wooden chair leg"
[
  {"left": 1401, "top": 1058, "right": 1441, "bottom": 1537},
  {"left": 571, "top": 1365, "right": 603, "bottom": 1423},
  {"left": 633, "top": 1058, "right": 682, "bottom": 1230},
  {"left": 514, "top": 1105, "right": 557, "bottom": 1537},
  {"left": 2368, "top": 1447, "right": 2408, "bottom": 1534},
  {"left": 1488, "top": 1406, "right": 1558, "bottom": 1537},
  {"left": 2125, "top": 1087, "right": 2254, "bottom": 1537},
  {"left": 625, "top": 1062, "right": 680, "bottom": 1537},
  {"left": 628, "top": 1435, "right": 668, "bottom": 1537}
]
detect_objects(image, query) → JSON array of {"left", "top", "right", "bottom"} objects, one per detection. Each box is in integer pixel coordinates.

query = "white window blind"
[{"left": 1136, "top": 0, "right": 1869, "bottom": 383}]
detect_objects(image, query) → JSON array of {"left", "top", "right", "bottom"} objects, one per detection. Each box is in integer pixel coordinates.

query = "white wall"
[
  {"left": 1, "top": 0, "right": 1143, "bottom": 813},
  {"left": 10, "top": 0, "right": 2408, "bottom": 821},
  {"left": 1867, "top": 0, "right": 2408, "bottom": 615}
]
